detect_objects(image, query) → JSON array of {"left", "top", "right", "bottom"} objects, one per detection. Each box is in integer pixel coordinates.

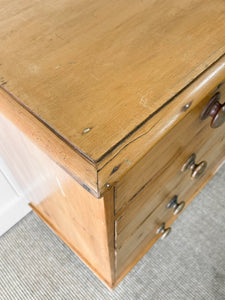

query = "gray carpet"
[{"left": 0, "top": 166, "right": 225, "bottom": 300}]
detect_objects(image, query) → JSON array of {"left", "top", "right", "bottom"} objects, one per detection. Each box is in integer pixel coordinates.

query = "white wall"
[
  {"left": 0, "top": 157, "right": 31, "bottom": 236},
  {"left": 0, "top": 113, "right": 66, "bottom": 237}
]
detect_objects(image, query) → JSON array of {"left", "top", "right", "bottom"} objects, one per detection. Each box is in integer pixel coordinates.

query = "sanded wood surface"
[{"left": 1, "top": 0, "right": 225, "bottom": 164}]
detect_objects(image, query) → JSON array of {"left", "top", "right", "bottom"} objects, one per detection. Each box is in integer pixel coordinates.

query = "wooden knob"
[
  {"left": 167, "top": 195, "right": 185, "bottom": 215},
  {"left": 181, "top": 153, "right": 207, "bottom": 179},
  {"left": 201, "top": 92, "right": 225, "bottom": 128}
]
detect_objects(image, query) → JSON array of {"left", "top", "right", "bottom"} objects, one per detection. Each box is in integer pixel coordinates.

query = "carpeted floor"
[{"left": 0, "top": 165, "right": 225, "bottom": 300}]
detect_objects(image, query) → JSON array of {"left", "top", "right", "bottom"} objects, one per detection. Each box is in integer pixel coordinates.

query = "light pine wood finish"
[
  {"left": 114, "top": 158, "right": 225, "bottom": 286},
  {"left": 1, "top": 56, "right": 225, "bottom": 196},
  {"left": 97, "top": 57, "right": 225, "bottom": 195},
  {"left": 115, "top": 85, "right": 225, "bottom": 273},
  {"left": 116, "top": 112, "right": 225, "bottom": 248},
  {"left": 1, "top": 0, "right": 225, "bottom": 290},
  {"left": 115, "top": 81, "right": 225, "bottom": 213},
  {"left": 0, "top": 88, "right": 98, "bottom": 196},
  {"left": 0, "top": 111, "right": 115, "bottom": 287},
  {"left": 115, "top": 80, "right": 225, "bottom": 276},
  {"left": 31, "top": 178, "right": 115, "bottom": 288},
  {"left": 1, "top": 1, "right": 225, "bottom": 196},
  {"left": 116, "top": 157, "right": 225, "bottom": 281}
]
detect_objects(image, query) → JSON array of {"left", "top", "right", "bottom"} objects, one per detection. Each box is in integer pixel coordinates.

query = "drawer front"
[
  {"left": 116, "top": 140, "right": 225, "bottom": 276},
  {"left": 115, "top": 80, "right": 225, "bottom": 213},
  {"left": 116, "top": 121, "right": 225, "bottom": 246},
  {"left": 116, "top": 166, "right": 184, "bottom": 248},
  {"left": 116, "top": 133, "right": 225, "bottom": 250},
  {"left": 115, "top": 83, "right": 225, "bottom": 276}
]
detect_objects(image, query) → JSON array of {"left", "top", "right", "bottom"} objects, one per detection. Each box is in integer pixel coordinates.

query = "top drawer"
[{"left": 115, "top": 80, "right": 225, "bottom": 213}]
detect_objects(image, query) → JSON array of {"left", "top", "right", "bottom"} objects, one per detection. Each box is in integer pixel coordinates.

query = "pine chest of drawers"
[{"left": 1, "top": 0, "right": 225, "bottom": 289}]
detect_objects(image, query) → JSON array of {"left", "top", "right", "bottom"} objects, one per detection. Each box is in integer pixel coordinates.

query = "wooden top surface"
[{"left": 1, "top": 0, "right": 225, "bottom": 163}]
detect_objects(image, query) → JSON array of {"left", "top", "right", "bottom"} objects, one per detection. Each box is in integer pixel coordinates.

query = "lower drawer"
[{"left": 116, "top": 121, "right": 225, "bottom": 278}]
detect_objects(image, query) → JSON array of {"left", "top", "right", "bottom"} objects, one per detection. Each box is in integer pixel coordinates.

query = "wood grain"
[
  {"left": 115, "top": 80, "right": 225, "bottom": 212},
  {"left": 30, "top": 169, "right": 115, "bottom": 288},
  {"left": 0, "top": 109, "right": 115, "bottom": 287},
  {"left": 116, "top": 143, "right": 225, "bottom": 277},
  {"left": 97, "top": 56, "right": 225, "bottom": 195},
  {"left": 1, "top": 0, "right": 225, "bottom": 162},
  {"left": 115, "top": 83, "right": 225, "bottom": 277},
  {"left": 0, "top": 88, "right": 98, "bottom": 196},
  {"left": 1, "top": 0, "right": 225, "bottom": 289},
  {"left": 113, "top": 155, "right": 225, "bottom": 287}
]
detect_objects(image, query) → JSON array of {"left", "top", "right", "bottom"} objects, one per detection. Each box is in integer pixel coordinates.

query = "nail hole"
[{"left": 181, "top": 101, "right": 192, "bottom": 112}]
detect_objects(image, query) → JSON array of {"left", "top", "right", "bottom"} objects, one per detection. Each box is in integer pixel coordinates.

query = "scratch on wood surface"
[
  {"left": 0, "top": 77, "right": 8, "bottom": 86},
  {"left": 56, "top": 176, "right": 66, "bottom": 197},
  {"left": 139, "top": 95, "right": 148, "bottom": 106},
  {"left": 139, "top": 91, "right": 153, "bottom": 109},
  {"left": 125, "top": 159, "right": 131, "bottom": 166}
]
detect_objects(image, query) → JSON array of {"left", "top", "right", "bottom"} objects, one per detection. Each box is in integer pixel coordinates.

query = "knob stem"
[
  {"left": 157, "top": 223, "right": 171, "bottom": 240},
  {"left": 167, "top": 195, "right": 185, "bottom": 215},
  {"left": 181, "top": 153, "right": 207, "bottom": 179},
  {"left": 201, "top": 92, "right": 225, "bottom": 128},
  {"left": 209, "top": 101, "right": 222, "bottom": 118}
]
